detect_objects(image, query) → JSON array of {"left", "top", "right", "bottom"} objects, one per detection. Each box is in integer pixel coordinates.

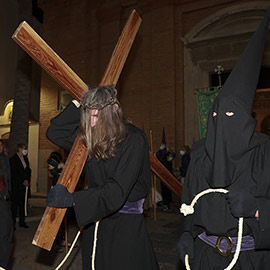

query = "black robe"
[
  {"left": 181, "top": 10, "right": 270, "bottom": 269},
  {"left": 47, "top": 103, "right": 159, "bottom": 270},
  {"left": 182, "top": 134, "right": 270, "bottom": 270},
  {"left": 0, "top": 195, "right": 13, "bottom": 269},
  {"left": 10, "top": 153, "right": 31, "bottom": 225}
]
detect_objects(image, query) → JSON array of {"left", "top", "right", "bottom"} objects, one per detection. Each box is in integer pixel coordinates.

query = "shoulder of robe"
[
  {"left": 126, "top": 124, "right": 147, "bottom": 142},
  {"left": 190, "top": 138, "right": 205, "bottom": 158},
  {"left": 116, "top": 124, "right": 147, "bottom": 153}
]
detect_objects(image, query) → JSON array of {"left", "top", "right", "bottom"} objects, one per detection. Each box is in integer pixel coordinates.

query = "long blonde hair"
[{"left": 80, "top": 85, "right": 129, "bottom": 160}]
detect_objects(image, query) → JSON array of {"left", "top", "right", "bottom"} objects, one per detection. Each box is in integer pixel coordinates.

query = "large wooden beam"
[
  {"left": 12, "top": 22, "right": 89, "bottom": 100},
  {"left": 12, "top": 9, "right": 182, "bottom": 251},
  {"left": 12, "top": 10, "right": 141, "bottom": 251},
  {"left": 149, "top": 153, "right": 182, "bottom": 198}
]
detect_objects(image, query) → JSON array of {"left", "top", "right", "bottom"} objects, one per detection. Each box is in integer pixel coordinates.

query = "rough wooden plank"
[
  {"left": 149, "top": 152, "right": 183, "bottom": 198},
  {"left": 100, "top": 10, "right": 141, "bottom": 85},
  {"left": 12, "top": 22, "right": 89, "bottom": 100},
  {"left": 12, "top": 10, "right": 141, "bottom": 251},
  {"left": 13, "top": 9, "right": 182, "bottom": 251},
  {"left": 32, "top": 137, "right": 88, "bottom": 249}
]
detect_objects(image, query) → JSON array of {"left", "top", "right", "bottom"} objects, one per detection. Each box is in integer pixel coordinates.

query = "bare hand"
[
  {"left": 23, "top": 180, "right": 29, "bottom": 187},
  {"left": 58, "top": 162, "right": 64, "bottom": 169}
]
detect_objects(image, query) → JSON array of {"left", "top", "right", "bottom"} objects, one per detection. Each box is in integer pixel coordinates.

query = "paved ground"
[{"left": 7, "top": 203, "right": 186, "bottom": 270}]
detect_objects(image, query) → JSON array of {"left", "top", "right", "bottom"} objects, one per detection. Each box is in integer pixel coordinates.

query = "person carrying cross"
[{"left": 46, "top": 85, "right": 159, "bottom": 270}]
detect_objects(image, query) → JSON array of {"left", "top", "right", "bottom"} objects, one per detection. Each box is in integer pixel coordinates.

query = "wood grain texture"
[
  {"left": 32, "top": 137, "right": 87, "bottom": 249},
  {"left": 12, "top": 22, "right": 89, "bottom": 100},
  {"left": 149, "top": 152, "right": 183, "bottom": 198},
  {"left": 13, "top": 9, "right": 181, "bottom": 251},
  {"left": 12, "top": 10, "right": 141, "bottom": 251},
  {"left": 100, "top": 10, "right": 141, "bottom": 85}
]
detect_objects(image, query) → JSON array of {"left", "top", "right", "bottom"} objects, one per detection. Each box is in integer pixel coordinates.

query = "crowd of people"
[{"left": 1, "top": 8, "right": 270, "bottom": 270}]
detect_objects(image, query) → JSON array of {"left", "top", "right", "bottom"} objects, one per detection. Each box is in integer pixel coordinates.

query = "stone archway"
[{"left": 182, "top": 2, "right": 270, "bottom": 143}]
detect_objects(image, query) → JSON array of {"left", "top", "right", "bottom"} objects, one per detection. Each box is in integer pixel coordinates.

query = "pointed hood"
[
  {"left": 204, "top": 9, "right": 270, "bottom": 188},
  {"left": 216, "top": 9, "right": 270, "bottom": 114}
]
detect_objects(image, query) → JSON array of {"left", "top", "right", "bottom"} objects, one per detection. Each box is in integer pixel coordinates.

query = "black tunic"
[
  {"left": 182, "top": 135, "right": 270, "bottom": 270},
  {"left": 10, "top": 153, "right": 31, "bottom": 225},
  {"left": 47, "top": 102, "right": 159, "bottom": 270},
  {"left": 0, "top": 195, "right": 13, "bottom": 269},
  {"left": 181, "top": 10, "right": 270, "bottom": 269}
]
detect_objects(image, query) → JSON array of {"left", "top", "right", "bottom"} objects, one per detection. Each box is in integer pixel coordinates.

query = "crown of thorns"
[{"left": 80, "top": 85, "right": 118, "bottom": 110}]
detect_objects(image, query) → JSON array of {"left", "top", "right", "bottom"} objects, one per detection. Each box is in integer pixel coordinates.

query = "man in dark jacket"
[{"left": 10, "top": 143, "right": 31, "bottom": 229}]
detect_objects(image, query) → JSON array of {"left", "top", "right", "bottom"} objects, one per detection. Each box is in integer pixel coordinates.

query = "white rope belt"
[
  {"left": 24, "top": 186, "right": 28, "bottom": 216},
  {"left": 91, "top": 221, "right": 100, "bottom": 269},
  {"left": 53, "top": 220, "right": 100, "bottom": 270},
  {"left": 54, "top": 229, "right": 82, "bottom": 270},
  {"left": 180, "top": 189, "right": 243, "bottom": 270}
]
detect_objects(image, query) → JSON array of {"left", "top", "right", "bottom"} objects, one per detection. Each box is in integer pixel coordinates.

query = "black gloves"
[
  {"left": 176, "top": 232, "right": 194, "bottom": 263},
  {"left": 47, "top": 184, "right": 74, "bottom": 208},
  {"left": 225, "top": 189, "right": 257, "bottom": 218}
]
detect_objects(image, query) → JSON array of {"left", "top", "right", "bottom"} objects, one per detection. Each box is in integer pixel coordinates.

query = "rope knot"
[{"left": 180, "top": 203, "right": 194, "bottom": 216}]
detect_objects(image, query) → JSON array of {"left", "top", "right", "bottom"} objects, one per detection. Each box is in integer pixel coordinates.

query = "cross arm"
[{"left": 12, "top": 10, "right": 141, "bottom": 251}]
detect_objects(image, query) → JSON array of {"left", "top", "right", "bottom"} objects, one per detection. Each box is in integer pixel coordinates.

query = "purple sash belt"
[
  {"left": 119, "top": 199, "right": 144, "bottom": 214},
  {"left": 198, "top": 231, "right": 255, "bottom": 253}
]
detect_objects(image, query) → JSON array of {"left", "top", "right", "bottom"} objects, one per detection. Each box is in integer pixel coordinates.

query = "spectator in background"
[
  {"left": 10, "top": 143, "right": 31, "bottom": 229},
  {"left": 160, "top": 151, "right": 175, "bottom": 212},
  {"left": 155, "top": 144, "right": 168, "bottom": 206},
  {"left": 48, "top": 151, "right": 64, "bottom": 187},
  {"left": 47, "top": 151, "right": 67, "bottom": 253},
  {"left": 179, "top": 145, "right": 190, "bottom": 184},
  {"left": 0, "top": 193, "right": 13, "bottom": 269},
  {"left": 155, "top": 143, "right": 167, "bottom": 161},
  {"left": 0, "top": 140, "right": 10, "bottom": 200},
  {"left": 0, "top": 140, "right": 13, "bottom": 270}
]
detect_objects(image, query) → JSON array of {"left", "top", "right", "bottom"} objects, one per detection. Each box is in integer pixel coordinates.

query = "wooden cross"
[
  {"left": 12, "top": 9, "right": 182, "bottom": 251},
  {"left": 13, "top": 10, "right": 141, "bottom": 251}
]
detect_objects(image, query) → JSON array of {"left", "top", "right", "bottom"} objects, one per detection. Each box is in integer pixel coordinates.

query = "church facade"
[{"left": 1, "top": 0, "right": 270, "bottom": 193}]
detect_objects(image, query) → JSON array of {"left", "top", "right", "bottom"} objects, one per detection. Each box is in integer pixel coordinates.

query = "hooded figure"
[{"left": 177, "top": 9, "right": 270, "bottom": 269}]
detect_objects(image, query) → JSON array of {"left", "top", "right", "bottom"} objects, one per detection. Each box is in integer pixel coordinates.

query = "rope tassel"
[{"left": 180, "top": 189, "right": 243, "bottom": 270}]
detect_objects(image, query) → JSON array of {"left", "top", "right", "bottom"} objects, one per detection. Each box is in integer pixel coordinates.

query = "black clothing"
[
  {"left": 179, "top": 153, "right": 190, "bottom": 177},
  {"left": 181, "top": 11, "right": 270, "bottom": 269},
  {"left": 182, "top": 137, "right": 270, "bottom": 269},
  {"left": 225, "top": 189, "right": 257, "bottom": 218},
  {"left": 10, "top": 154, "right": 31, "bottom": 226},
  {"left": 204, "top": 10, "right": 270, "bottom": 189},
  {"left": 177, "top": 231, "right": 194, "bottom": 263},
  {"left": 47, "top": 102, "right": 159, "bottom": 270},
  {"left": 0, "top": 195, "right": 13, "bottom": 269},
  {"left": 160, "top": 159, "right": 172, "bottom": 207},
  {"left": 48, "top": 152, "right": 63, "bottom": 186},
  {"left": 47, "top": 184, "right": 74, "bottom": 208},
  {"left": 0, "top": 152, "right": 10, "bottom": 197}
]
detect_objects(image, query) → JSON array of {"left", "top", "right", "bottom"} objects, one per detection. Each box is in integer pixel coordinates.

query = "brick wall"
[{"left": 37, "top": 0, "right": 267, "bottom": 191}]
